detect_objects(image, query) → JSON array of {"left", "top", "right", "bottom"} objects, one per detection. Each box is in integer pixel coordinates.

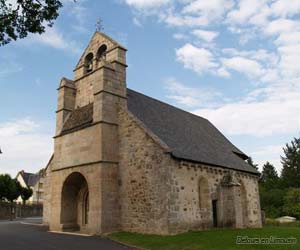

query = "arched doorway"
[{"left": 60, "top": 172, "right": 89, "bottom": 231}]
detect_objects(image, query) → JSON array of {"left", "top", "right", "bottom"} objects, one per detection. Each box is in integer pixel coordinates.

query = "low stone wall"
[
  {"left": 0, "top": 202, "right": 11, "bottom": 220},
  {"left": 0, "top": 202, "right": 43, "bottom": 220}
]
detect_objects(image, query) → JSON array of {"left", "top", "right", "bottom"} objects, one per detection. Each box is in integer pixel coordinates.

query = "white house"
[{"left": 16, "top": 170, "right": 44, "bottom": 204}]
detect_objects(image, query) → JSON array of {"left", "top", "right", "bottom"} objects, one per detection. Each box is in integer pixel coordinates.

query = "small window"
[
  {"left": 97, "top": 44, "right": 107, "bottom": 60},
  {"left": 84, "top": 53, "right": 94, "bottom": 73}
]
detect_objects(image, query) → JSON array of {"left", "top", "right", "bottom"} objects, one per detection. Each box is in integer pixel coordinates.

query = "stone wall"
[
  {"left": 43, "top": 158, "right": 53, "bottom": 225},
  {"left": 47, "top": 31, "right": 127, "bottom": 235},
  {"left": 0, "top": 202, "right": 42, "bottom": 220},
  {"left": 118, "top": 109, "right": 261, "bottom": 235},
  {"left": 45, "top": 31, "right": 262, "bottom": 236},
  {"left": 168, "top": 161, "right": 262, "bottom": 234},
  {"left": 53, "top": 124, "right": 102, "bottom": 171},
  {"left": 118, "top": 109, "right": 174, "bottom": 235}
]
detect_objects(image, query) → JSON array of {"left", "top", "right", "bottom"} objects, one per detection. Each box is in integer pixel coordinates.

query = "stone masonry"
[{"left": 43, "top": 31, "right": 262, "bottom": 235}]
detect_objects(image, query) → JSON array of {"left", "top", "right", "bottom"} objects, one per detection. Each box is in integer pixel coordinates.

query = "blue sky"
[{"left": 1, "top": 0, "right": 300, "bottom": 176}]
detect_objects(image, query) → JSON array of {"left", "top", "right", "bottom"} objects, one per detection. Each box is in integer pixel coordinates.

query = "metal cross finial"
[{"left": 96, "top": 18, "right": 104, "bottom": 32}]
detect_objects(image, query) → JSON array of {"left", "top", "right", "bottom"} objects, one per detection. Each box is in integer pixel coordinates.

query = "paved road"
[{"left": 0, "top": 218, "right": 132, "bottom": 250}]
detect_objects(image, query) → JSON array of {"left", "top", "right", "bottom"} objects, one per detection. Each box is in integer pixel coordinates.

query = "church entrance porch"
[{"left": 60, "top": 172, "right": 89, "bottom": 232}]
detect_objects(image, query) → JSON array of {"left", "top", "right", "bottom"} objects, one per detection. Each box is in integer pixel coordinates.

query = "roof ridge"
[
  {"left": 127, "top": 88, "right": 209, "bottom": 122},
  {"left": 127, "top": 88, "right": 255, "bottom": 174},
  {"left": 127, "top": 88, "right": 247, "bottom": 158}
]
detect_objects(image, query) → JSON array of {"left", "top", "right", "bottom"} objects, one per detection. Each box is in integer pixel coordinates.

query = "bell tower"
[{"left": 51, "top": 32, "right": 127, "bottom": 234}]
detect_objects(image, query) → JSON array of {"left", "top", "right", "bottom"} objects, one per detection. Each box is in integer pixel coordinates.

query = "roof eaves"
[{"left": 171, "top": 154, "right": 260, "bottom": 176}]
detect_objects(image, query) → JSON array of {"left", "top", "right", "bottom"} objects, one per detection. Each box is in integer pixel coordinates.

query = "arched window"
[
  {"left": 84, "top": 53, "right": 94, "bottom": 73},
  {"left": 97, "top": 44, "right": 107, "bottom": 60}
]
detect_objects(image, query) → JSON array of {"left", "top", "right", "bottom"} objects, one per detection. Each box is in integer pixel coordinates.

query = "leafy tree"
[
  {"left": 6, "top": 177, "right": 22, "bottom": 220},
  {"left": 260, "top": 162, "right": 279, "bottom": 189},
  {"left": 20, "top": 187, "right": 33, "bottom": 205},
  {"left": 0, "top": 174, "right": 22, "bottom": 220},
  {"left": 259, "top": 186, "right": 286, "bottom": 218},
  {"left": 5, "top": 177, "right": 21, "bottom": 202},
  {"left": 0, "top": 0, "right": 63, "bottom": 46},
  {"left": 0, "top": 174, "right": 13, "bottom": 200},
  {"left": 246, "top": 156, "right": 259, "bottom": 171},
  {"left": 281, "top": 137, "right": 300, "bottom": 188},
  {"left": 283, "top": 188, "right": 300, "bottom": 219}
]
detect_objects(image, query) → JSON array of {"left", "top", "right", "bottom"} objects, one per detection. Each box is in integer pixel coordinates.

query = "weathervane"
[{"left": 96, "top": 18, "right": 104, "bottom": 32}]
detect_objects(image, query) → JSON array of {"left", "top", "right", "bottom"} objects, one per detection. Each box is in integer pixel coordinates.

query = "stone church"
[{"left": 43, "top": 32, "right": 262, "bottom": 235}]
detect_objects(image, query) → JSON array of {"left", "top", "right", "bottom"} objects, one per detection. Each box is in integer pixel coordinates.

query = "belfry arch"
[{"left": 60, "top": 172, "right": 89, "bottom": 231}]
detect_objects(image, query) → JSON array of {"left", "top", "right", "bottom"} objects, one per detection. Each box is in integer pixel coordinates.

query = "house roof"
[
  {"left": 20, "top": 172, "right": 40, "bottom": 187},
  {"left": 59, "top": 88, "right": 258, "bottom": 174},
  {"left": 127, "top": 89, "right": 258, "bottom": 174}
]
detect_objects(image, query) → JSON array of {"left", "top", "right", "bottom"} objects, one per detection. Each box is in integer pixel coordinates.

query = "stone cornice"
[{"left": 51, "top": 160, "right": 118, "bottom": 172}]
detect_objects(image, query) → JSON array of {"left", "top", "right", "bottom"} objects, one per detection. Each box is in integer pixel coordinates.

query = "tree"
[
  {"left": 281, "top": 137, "right": 300, "bottom": 188},
  {"left": 0, "top": 174, "right": 12, "bottom": 200},
  {"left": 6, "top": 177, "right": 22, "bottom": 221},
  {"left": 246, "top": 156, "right": 259, "bottom": 171},
  {"left": 0, "top": 0, "right": 63, "bottom": 46},
  {"left": 283, "top": 188, "right": 300, "bottom": 219},
  {"left": 0, "top": 174, "right": 22, "bottom": 220},
  {"left": 21, "top": 187, "right": 33, "bottom": 205},
  {"left": 259, "top": 186, "right": 286, "bottom": 218},
  {"left": 260, "top": 162, "right": 279, "bottom": 189}
]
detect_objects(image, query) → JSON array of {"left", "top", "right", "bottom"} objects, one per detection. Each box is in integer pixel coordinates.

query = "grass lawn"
[{"left": 110, "top": 225, "right": 300, "bottom": 250}]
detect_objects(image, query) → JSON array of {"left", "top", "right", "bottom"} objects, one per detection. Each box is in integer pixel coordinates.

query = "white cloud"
[
  {"left": 36, "top": 28, "right": 81, "bottom": 54},
  {"left": 192, "top": 29, "right": 219, "bottom": 42},
  {"left": 24, "top": 27, "right": 82, "bottom": 54},
  {"left": 265, "top": 18, "right": 299, "bottom": 36},
  {"left": 216, "top": 67, "right": 231, "bottom": 78},
  {"left": 159, "top": 0, "right": 234, "bottom": 27},
  {"left": 133, "top": 17, "right": 143, "bottom": 27},
  {"left": 193, "top": 82, "right": 300, "bottom": 137},
  {"left": 160, "top": 10, "right": 209, "bottom": 27},
  {"left": 0, "top": 118, "right": 53, "bottom": 177},
  {"left": 222, "top": 48, "right": 278, "bottom": 65},
  {"left": 183, "top": 0, "right": 234, "bottom": 18},
  {"left": 276, "top": 32, "right": 300, "bottom": 45},
  {"left": 125, "top": 0, "right": 170, "bottom": 9},
  {"left": 176, "top": 43, "right": 218, "bottom": 74},
  {"left": 251, "top": 144, "right": 284, "bottom": 172},
  {"left": 165, "top": 78, "right": 222, "bottom": 108},
  {"left": 226, "top": 0, "right": 269, "bottom": 24},
  {"left": 278, "top": 44, "right": 300, "bottom": 78},
  {"left": 221, "top": 56, "right": 264, "bottom": 78},
  {"left": 173, "top": 33, "right": 188, "bottom": 40},
  {"left": 271, "top": 0, "right": 300, "bottom": 17}
]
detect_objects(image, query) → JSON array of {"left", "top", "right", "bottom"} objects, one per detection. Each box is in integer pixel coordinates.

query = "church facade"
[{"left": 43, "top": 32, "right": 262, "bottom": 235}]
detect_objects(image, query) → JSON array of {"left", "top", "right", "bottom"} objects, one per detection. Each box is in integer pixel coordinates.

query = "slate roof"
[
  {"left": 21, "top": 172, "right": 40, "bottom": 187},
  {"left": 61, "top": 103, "right": 93, "bottom": 135},
  {"left": 127, "top": 89, "right": 258, "bottom": 174},
  {"left": 60, "top": 89, "right": 258, "bottom": 174}
]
